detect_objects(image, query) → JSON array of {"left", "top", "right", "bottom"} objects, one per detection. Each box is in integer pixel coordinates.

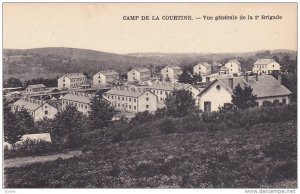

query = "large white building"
[
  {"left": 252, "top": 59, "right": 281, "bottom": 75},
  {"left": 193, "top": 63, "right": 212, "bottom": 76},
  {"left": 224, "top": 59, "right": 241, "bottom": 74},
  {"left": 161, "top": 66, "right": 183, "bottom": 82},
  {"left": 127, "top": 68, "right": 151, "bottom": 82},
  {"left": 93, "top": 70, "right": 119, "bottom": 86},
  {"left": 26, "top": 84, "right": 46, "bottom": 93},
  {"left": 104, "top": 86, "right": 158, "bottom": 113},
  {"left": 197, "top": 75, "right": 291, "bottom": 112},
  {"left": 61, "top": 92, "right": 94, "bottom": 114},
  {"left": 143, "top": 81, "right": 202, "bottom": 103},
  {"left": 57, "top": 73, "right": 87, "bottom": 89},
  {"left": 12, "top": 97, "right": 58, "bottom": 121}
]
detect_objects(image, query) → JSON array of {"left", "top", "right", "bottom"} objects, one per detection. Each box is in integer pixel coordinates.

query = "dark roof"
[{"left": 199, "top": 75, "right": 292, "bottom": 98}]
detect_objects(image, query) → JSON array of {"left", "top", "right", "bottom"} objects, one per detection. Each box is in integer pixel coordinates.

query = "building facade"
[
  {"left": 143, "top": 81, "right": 201, "bottom": 103},
  {"left": 224, "top": 59, "right": 241, "bottom": 74},
  {"left": 252, "top": 59, "right": 281, "bottom": 75},
  {"left": 104, "top": 87, "right": 158, "bottom": 113},
  {"left": 197, "top": 75, "right": 291, "bottom": 112},
  {"left": 12, "top": 97, "right": 58, "bottom": 121},
  {"left": 61, "top": 92, "right": 93, "bottom": 114},
  {"left": 193, "top": 63, "right": 212, "bottom": 76},
  {"left": 93, "top": 70, "right": 119, "bottom": 86},
  {"left": 161, "top": 66, "right": 183, "bottom": 82},
  {"left": 58, "top": 73, "right": 87, "bottom": 89},
  {"left": 26, "top": 84, "right": 46, "bottom": 93},
  {"left": 127, "top": 68, "right": 151, "bottom": 82}
]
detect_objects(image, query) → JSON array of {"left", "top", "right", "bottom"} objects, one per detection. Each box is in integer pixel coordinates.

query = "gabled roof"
[
  {"left": 21, "top": 133, "right": 51, "bottom": 143},
  {"left": 254, "top": 59, "right": 276, "bottom": 65},
  {"left": 95, "top": 70, "right": 119, "bottom": 76},
  {"left": 133, "top": 67, "right": 151, "bottom": 73},
  {"left": 105, "top": 87, "right": 151, "bottom": 98},
  {"left": 199, "top": 75, "right": 291, "bottom": 98},
  {"left": 144, "top": 81, "right": 190, "bottom": 91},
  {"left": 27, "top": 84, "right": 46, "bottom": 89},
  {"left": 197, "top": 62, "right": 211, "bottom": 68},
  {"left": 13, "top": 99, "right": 44, "bottom": 111},
  {"left": 227, "top": 59, "right": 241, "bottom": 65},
  {"left": 167, "top": 65, "right": 182, "bottom": 70},
  {"left": 62, "top": 93, "right": 92, "bottom": 104},
  {"left": 60, "top": 73, "right": 87, "bottom": 79}
]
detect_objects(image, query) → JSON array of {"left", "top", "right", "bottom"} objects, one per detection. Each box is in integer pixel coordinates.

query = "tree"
[
  {"left": 178, "top": 70, "right": 193, "bottom": 84},
  {"left": 4, "top": 110, "right": 25, "bottom": 146},
  {"left": 193, "top": 73, "right": 202, "bottom": 84},
  {"left": 89, "top": 95, "right": 118, "bottom": 129},
  {"left": 51, "top": 105, "right": 87, "bottom": 148},
  {"left": 165, "top": 89, "right": 196, "bottom": 117},
  {"left": 231, "top": 85, "right": 257, "bottom": 109},
  {"left": 15, "top": 110, "right": 35, "bottom": 134}
]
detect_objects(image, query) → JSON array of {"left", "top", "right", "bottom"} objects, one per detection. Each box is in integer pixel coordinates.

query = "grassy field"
[{"left": 4, "top": 120, "right": 296, "bottom": 188}]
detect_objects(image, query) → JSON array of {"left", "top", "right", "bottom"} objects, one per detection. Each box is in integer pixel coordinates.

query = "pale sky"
[{"left": 3, "top": 3, "right": 297, "bottom": 54}]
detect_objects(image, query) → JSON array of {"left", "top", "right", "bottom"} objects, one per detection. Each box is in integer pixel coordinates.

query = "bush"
[
  {"left": 159, "top": 118, "right": 177, "bottom": 134},
  {"left": 4, "top": 139, "right": 60, "bottom": 159}
]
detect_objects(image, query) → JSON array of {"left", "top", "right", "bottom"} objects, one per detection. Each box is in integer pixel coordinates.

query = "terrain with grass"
[{"left": 5, "top": 119, "right": 296, "bottom": 188}]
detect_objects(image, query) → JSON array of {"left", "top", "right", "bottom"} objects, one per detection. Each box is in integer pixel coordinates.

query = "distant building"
[
  {"left": 252, "top": 59, "right": 281, "bottom": 75},
  {"left": 224, "top": 59, "right": 241, "bottom": 74},
  {"left": 127, "top": 68, "right": 151, "bottom": 82},
  {"left": 12, "top": 97, "right": 58, "bottom": 121},
  {"left": 57, "top": 73, "right": 87, "bottom": 89},
  {"left": 26, "top": 84, "right": 46, "bottom": 93},
  {"left": 193, "top": 63, "right": 212, "bottom": 76},
  {"left": 93, "top": 70, "right": 119, "bottom": 86},
  {"left": 104, "top": 87, "right": 158, "bottom": 113},
  {"left": 61, "top": 92, "right": 94, "bottom": 114},
  {"left": 143, "top": 81, "right": 202, "bottom": 103},
  {"left": 161, "top": 66, "right": 183, "bottom": 82},
  {"left": 197, "top": 75, "right": 292, "bottom": 112}
]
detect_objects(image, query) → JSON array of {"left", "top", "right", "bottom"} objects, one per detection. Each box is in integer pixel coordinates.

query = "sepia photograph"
[{"left": 2, "top": 2, "right": 298, "bottom": 190}]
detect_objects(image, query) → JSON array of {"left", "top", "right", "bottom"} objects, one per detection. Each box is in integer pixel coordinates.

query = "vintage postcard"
[{"left": 2, "top": 2, "right": 297, "bottom": 191}]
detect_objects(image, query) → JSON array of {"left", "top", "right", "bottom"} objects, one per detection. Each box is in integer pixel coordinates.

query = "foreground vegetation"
[{"left": 5, "top": 120, "right": 296, "bottom": 188}]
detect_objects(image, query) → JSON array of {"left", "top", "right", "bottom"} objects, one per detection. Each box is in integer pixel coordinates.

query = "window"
[
  {"left": 160, "top": 91, "right": 162, "bottom": 95},
  {"left": 129, "top": 98, "right": 131, "bottom": 102},
  {"left": 45, "top": 110, "right": 48, "bottom": 115},
  {"left": 146, "top": 105, "right": 149, "bottom": 109},
  {"left": 160, "top": 97, "right": 163, "bottom": 101},
  {"left": 45, "top": 105, "right": 47, "bottom": 108},
  {"left": 134, "top": 99, "right": 136, "bottom": 102},
  {"left": 85, "top": 105, "right": 88, "bottom": 109},
  {"left": 129, "top": 105, "right": 131, "bottom": 109},
  {"left": 118, "top": 97, "right": 120, "bottom": 100},
  {"left": 282, "top": 98, "right": 287, "bottom": 104},
  {"left": 216, "top": 85, "right": 221, "bottom": 90},
  {"left": 134, "top": 106, "right": 136, "bottom": 110},
  {"left": 99, "top": 80, "right": 101, "bottom": 83},
  {"left": 146, "top": 97, "right": 149, "bottom": 101},
  {"left": 122, "top": 97, "right": 124, "bottom": 101},
  {"left": 118, "top": 103, "right": 120, "bottom": 107}
]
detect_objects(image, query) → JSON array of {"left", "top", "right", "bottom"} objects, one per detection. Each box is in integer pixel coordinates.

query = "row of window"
[
  {"left": 114, "top": 102, "right": 150, "bottom": 110},
  {"left": 106, "top": 95, "right": 137, "bottom": 102},
  {"left": 62, "top": 100, "right": 89, "bottom": 109}
]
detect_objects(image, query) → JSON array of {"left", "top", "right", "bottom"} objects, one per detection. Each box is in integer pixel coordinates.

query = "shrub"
[
  {"left": 4, "top": 139, "right": 59, "bottom": 159},
  {"left": 159, "top": 118, "right": 177, "bottom": 134}
]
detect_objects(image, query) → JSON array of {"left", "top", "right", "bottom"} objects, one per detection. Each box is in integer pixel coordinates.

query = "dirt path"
[{"left": 4, "top": 150, "right": 82, "bottom": 168}]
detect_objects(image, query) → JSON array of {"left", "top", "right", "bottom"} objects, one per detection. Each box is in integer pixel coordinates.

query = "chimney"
[
  {"left": 206, "top": 77, "right": 210, "bottom": 84},
  {"left": 278, "top": 74, "right": 282, "bottom": 85},
  {"left": 255, "top": 74, "right": 258, "bottom": 82},
  {"left": 229, "top": 78, "right": 233, "bottom": 89}
]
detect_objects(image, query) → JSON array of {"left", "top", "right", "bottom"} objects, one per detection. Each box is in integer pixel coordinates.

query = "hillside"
[
  {"left": 3, "top": 47, "right": 297, "bottom": 81},
  {"left": 4, "top": 120, "right": 296, "bottom": 188}
]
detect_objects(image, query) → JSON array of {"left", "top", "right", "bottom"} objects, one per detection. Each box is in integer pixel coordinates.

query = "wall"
[
  {"left": 198, "top": 81, "right": 232, "bottom": 112},
  {"left": 137, "top": 91, "right": 158, "bottom": 112},
  {"left": 58, "top": 76, "right": 71, "bottom": 89}
]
